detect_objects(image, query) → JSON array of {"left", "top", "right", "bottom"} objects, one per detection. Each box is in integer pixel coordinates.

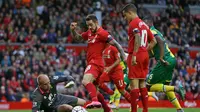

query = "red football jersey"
[
  {"left": 128, "top": 17, "right": 154, "bottom": 53},
  {"left": 81, "top": 27, "right": 113, "bottom": 67},
  {"left": 103, "top": 45, "right": 121, "bottom": 70}
]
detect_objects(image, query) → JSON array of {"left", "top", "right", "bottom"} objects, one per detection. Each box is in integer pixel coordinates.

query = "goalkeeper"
[{"left": 32, "top": 74, "right": 86, "bottom": 112}]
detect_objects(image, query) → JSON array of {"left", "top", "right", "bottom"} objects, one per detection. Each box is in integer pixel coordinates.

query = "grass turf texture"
[{"left": 0, "top": 108, "right": 199, "bottom": 112}]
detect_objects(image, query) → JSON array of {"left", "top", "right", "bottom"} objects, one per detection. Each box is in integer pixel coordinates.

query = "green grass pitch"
[{"left": 0, "top": 108, "right": 199, "bottom": 112}]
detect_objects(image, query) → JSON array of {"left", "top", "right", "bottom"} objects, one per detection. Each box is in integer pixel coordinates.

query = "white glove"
[{"left": 64, "top": 81, "right": 75, "bottom": 88}]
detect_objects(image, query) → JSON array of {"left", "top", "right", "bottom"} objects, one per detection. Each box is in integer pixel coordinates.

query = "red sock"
[
  {"left": 130, "top": 89, "right": 140, "bottom": 112},
  {"left": 122, "top": 90, "right": 131, "bottom": 103},
  {"left": 99, "top": 83, "right": 114, "bottom": 95},
  {"left": 140, "top": 88, "right": 148, "bottom": 112},
  {"left": 97, "top": 93, "right": 111, "bottom": 112},
  {"left": 85, "top": 83, "right": 98, "bottom": 101}
]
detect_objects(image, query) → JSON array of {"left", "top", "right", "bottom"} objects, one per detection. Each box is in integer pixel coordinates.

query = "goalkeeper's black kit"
[{"left": 32, "top": 75, "right": 77, "bottom": 112}]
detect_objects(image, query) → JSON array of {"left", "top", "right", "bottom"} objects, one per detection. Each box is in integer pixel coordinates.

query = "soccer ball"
[{"left": 72, "top": 106, "right": 88, "bottom": 112}]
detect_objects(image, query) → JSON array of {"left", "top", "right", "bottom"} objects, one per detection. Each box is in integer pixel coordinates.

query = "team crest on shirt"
[{"left": 88, "top": 35, "right": 97, "bottom": 43}]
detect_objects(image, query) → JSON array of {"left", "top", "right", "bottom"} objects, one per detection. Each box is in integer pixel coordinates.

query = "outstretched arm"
[{"left": 52, "top": 75, "right": 75, "bottom": 84}]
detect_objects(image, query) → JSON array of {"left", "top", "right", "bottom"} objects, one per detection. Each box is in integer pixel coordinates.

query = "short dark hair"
[
  {"left": 121, "top": 4, "right": 137, "bottom": 13},
  {"left": 86, "top": 14, "right": 98, "bottom": 22}
]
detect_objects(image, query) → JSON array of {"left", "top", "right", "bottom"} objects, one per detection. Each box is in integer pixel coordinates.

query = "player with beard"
[{"left": 70, "top": 14, "right": 126, "bottom": 112}]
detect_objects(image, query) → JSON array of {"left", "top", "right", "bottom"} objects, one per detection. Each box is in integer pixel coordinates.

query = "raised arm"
[{"left": 70, "top": 22, "right": 84, "bottom": 42}]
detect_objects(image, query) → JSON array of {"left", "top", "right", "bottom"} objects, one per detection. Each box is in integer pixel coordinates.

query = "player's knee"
[
  {"left": 57, "top": 104, "right": 73, "bottom": 112},
  {"left": 130, "top": 80, "right": 139, "bottom": 89},
  {"left": 139, "top": 80, "right": 146, "bottom": 88},
  {"left": 82, "top": 79, "right": 88, "bottom": 86},
  {"left": 82, "top": 74, "right": 94, "bottom": 85}
]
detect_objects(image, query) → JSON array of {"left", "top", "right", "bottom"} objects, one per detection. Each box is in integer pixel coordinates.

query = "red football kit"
[
  {"left": 99, "top": 45, "right": 125, "bottom": 90},
  {"left": 81, "top": 27, "right": 113, "bottom": 79},
  {"left": 127, "top": 17, "right": 154, "bottom": 79}
]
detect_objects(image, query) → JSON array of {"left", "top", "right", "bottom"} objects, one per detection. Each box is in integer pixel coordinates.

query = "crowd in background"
[
  {"left": 0, "top": 0, "right": 199, "bottom": 102},
  {"left": 0, "top": 0, "right": 198, "bottom": 45}
]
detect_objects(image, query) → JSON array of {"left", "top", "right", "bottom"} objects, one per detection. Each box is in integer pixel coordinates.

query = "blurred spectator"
[
  {"left": 194, "top": 86, "right": 200, "bottom": 100},
  {"left": 10, "top": 76, "right": 20, "bottom": 92},
  {"left": 47, "top": 28, "right": 57, "bottom": 43},
  {"left": 0, "top": 86, "right": 7, "bottom": 102},
  {"left": 185, "top": 87, "right": 194, "bottom": 100},
  {"left": 20, "top": 93, "right": 30, "bottom": 102},
  {"left": 7, "top": 89, "right": 17, "bottom": 101},
  {"left": 1, "top": 55, "right": 11, "bottom": 66},
  {"left": 0, "top": 0, "right": 198, "bottom": 45}
]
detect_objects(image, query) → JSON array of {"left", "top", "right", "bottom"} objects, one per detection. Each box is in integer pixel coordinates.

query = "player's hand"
[
  {"left": 160, "top": 58, "right": 169, "bottom": 66},
  {"left": 70, "top": 22, "right": 77, "bottom": 30},
  {"left": 65, "top": 81, "right": 75, "bottom": 88},
  {"left": 104, "top": 67, "right": 112, "bottom": 73},
  {"left": 131, "top": 56, "right": 137, "bottom": 65}
]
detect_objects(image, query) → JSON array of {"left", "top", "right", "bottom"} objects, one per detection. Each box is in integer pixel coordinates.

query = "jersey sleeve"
[
  {"left": 81, "top": 31, "right": 88, "bottom": 40},
  {"left": 52, "top": 75, "right": 74, "bottom": 84},
  {"left": 131, "top": 22, "right": 140, "bottom": 35},
  {"left": 99, "top": 30, "right": 114, "bottom": 42},
  {"left": 32, "top": 90, "right": 43, "bottom": 112}
]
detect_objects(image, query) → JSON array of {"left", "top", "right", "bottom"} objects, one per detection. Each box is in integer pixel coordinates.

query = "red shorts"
[
  {"left": 84, "top": 63, "right": 104, "bottom": 79},
  {"left": 127, "top": 51, "right": 149, "bottom": 79},
  {"left": 99, "top": 69, "right": 125, "bottom": 90}
]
